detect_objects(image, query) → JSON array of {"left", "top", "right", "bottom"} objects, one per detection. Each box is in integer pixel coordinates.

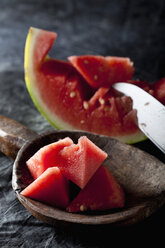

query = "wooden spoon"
[{"left": 0, "top": 115, "right": 165, "bottom": 228}]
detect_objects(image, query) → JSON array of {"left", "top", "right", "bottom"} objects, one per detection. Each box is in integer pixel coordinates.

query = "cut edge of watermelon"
[{"left": 24, "top": 27, "right": 147, "bottom": 144}]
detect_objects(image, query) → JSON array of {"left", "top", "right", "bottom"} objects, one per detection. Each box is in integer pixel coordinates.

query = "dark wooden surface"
[{"left": 0, "top": 0, "right": 165, "bottom": 247}]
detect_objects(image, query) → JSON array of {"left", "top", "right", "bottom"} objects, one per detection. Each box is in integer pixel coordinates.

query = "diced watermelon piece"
[
  {"left": 21, "top": 167, "right": 70, "bottom": 208},
  {"left": 152, "top": 77, "right": 165, "bottom": 105},
  {"left": 58, "top": 136, "right": 108, "bottom": 189},
  {"left": 67, "top": 165, "right": 125, "bottom": 212},
  {"left": 26, "top": 137, "right": 73, "bottom": 179},
  {"left": 68, "top": 55, "right": 134, "bottom": 89}
]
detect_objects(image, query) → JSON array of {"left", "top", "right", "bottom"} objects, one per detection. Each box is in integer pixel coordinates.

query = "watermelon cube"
[
  {"left": 21, "top": 167, "right": 70, "bottom": 208},
  {"left": 67, "top": 165, "right": 125, "bottom": 212},
  {"left": 26, "top": 137, "right": 73, "bottom": 179},
  {"left": 58, "top": 136, "right": 108, "bottom": 189}
]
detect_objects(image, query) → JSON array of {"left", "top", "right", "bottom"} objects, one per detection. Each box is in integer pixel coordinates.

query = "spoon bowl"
[{"left": 12, "top": 130, "right": 165, "bottom": 227}]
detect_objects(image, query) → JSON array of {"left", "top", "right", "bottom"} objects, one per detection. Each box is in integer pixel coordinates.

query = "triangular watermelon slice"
[
  {"left": 68, "top": 55, "right": 134, "bottom": 88},
  {"left": 21, "top": 167, "right": 70, "bottom": 208},
  {"left": 58, "top": 136, "right": 108, "bottom": 189},
  {"left": 27, "top": 137, "right": 73, "bottom": 179},
  {"left": 67, "top": 165, "right": 125, "bottom": 212}
]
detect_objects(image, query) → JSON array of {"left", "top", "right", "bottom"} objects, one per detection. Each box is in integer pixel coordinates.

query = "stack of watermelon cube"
[{"left": 21, "top": 136, "right": 125, "bottom": 212}]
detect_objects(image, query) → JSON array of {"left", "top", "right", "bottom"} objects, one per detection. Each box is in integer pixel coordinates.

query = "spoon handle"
[{"left": 0, "top": 115, "right": 37, "bottom": 159}]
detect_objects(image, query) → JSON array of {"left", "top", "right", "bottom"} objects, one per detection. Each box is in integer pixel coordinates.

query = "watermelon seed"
[
  {"left": 80, "top": 205, "right": 86, "bottom": 211},
  {"left": 94, "top": 75, "right": 98, "bottom": 80},
  {"left": 83, "top": 101, "right": 89, "bottom": 110},
  {"left": 84, "top": 60, "right": 89, "bottom": 64},
  {"left": 80, "top": 120, "right": 85, "bottom": 124},
  {"left": 70, "top": 91, "right": 76, "bottom": 98},
  {"left": 99, "top": 98, "right": 105, "bottom": 105},
  {"left": 104, "top": 106, "right": 110, "bottom": 112}
]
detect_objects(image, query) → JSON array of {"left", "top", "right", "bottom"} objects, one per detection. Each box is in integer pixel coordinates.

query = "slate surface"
[{"left": 0, "top": 0, "right": 165, "bottom": 247}]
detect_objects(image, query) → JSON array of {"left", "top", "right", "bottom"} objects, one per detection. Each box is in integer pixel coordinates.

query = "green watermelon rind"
[{"left": 24, "top": 27, "right": 147, "bottom": 145}]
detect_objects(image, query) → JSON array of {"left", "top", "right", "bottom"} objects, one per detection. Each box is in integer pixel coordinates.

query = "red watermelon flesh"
[
  {"left": 26, "top": 137, "right": 73, "bottom": 179},
  {"left": 21, "top": 167, "right": 70, "bottom": 208},
  {"left": 25, "top": 28, "right": 147, "bottom": 143},
  {"left": 32, "top": 29, "right": 57, "bottom": 69},
  {"left": 36, "top": 58, "right": 95, "bottom": 128},
  {"left": 127, "top": 79, "right": 154, "bottom": 96},
  {"left": 68, "top": 55, "right": 134, "bottom": 89},
  {"left": 67, "top": 165, "right": 125, "bottom": 212},
  {"left": 152, "top": 77, "right": 165, "bottom": 105},
  {"left": 85, "top": 87, "right": 138, "bottom": 137},
  {"left": 37, "top": 58, "right": 140, "bottom": 139},
  {"left": 58, "top": 136, "right": 108, "bottom": 189}
]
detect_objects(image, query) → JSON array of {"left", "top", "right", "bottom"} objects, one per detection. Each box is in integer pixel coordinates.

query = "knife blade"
[{"left": 113, "top": 82, "right": 165, "bottom": 154}]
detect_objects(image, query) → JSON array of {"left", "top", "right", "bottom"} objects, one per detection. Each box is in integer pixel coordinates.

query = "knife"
[{"left": 113, "top": 83, "right": 165, "bottom": 154}]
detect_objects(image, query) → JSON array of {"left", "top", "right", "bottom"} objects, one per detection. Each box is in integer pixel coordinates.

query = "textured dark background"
[{"left": 0, "top": 0, "right": 165, "bottom": 247}]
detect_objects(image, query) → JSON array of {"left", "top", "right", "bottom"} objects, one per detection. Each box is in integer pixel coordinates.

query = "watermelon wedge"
[
  {"left": 68, "top": 55, "right": 134, "bottom": 88},
  {"left": 27, "top": 137, "right": 73, "bottom": 179},
  {"left": 67, "top": 165, "right": 125, "bottom": 212},
  {"left": 58, "top": 136, "right": 108, "bottom": 189},
  {"left": 24, "top": 27, "right": 147, "bottom": 144},
  {"left": 21, "top": 167, "right": 70, "bottom": 208}
]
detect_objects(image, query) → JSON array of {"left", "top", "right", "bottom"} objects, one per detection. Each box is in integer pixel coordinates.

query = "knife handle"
[{"left": 0, "top": 115, "right": 37, "bottom": 160}]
